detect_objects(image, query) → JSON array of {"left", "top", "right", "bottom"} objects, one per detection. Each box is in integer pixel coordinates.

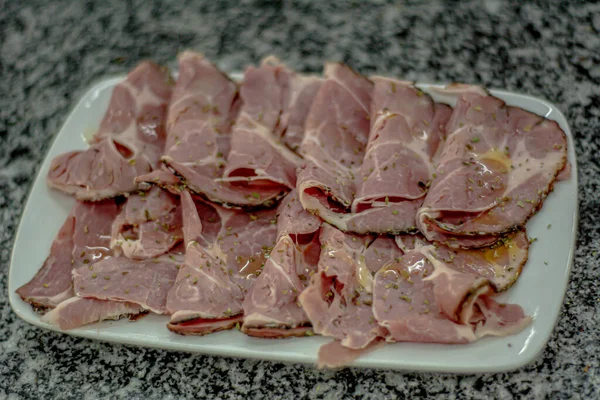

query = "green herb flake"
[
  {"left": 471, "top": 137, "right": 480, "bottom": 143},
  {"left": 400, "top": 295, "right": 412, "bottom": 303}
]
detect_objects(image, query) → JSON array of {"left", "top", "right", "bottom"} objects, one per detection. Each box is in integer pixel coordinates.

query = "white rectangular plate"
[{"left": 8, "top": 75, "right": 578, "bottom": 373}]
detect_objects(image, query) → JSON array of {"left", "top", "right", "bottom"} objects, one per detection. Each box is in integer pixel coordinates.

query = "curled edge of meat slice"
[{"left": 42, "top": 297, "right": 145, "bottom": 330}]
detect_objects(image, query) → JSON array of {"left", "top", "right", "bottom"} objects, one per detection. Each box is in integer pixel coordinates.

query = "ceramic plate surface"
[{"left": 8, "top": 74, "right": 578, "bottom": 372}]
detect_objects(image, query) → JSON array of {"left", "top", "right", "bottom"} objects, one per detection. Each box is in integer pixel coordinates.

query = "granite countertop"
[{"left": 1, "top": 0, "right": 598, "bottom": 398}]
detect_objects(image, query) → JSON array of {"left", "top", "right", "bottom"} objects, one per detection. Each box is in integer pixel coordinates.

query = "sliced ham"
[
  {"left": 42, "top": 297, "right": 144, "bottom": 330},
  {"left": 276, "top": 189, "right": 322, "bottom": 240},
  {"left": 111, "top": 186, "right": 183, "bottom": 259},
  {"left": 48, "top": 61, "right": 172, "bottom": 200},
  {"left": 350, "top": 78, "right": 451, "bottom": 233},
  {"left": 299, "top": 224, "right": 388, "bottom": 351},
  {"left": 422, "top": 229, "right": 529, "bottom": 291},
  {"left": 142, "top": 52, "right": 284, "bottom": 207},
  {"left": 241, "top": 235, "right": 313, "bottom": 337},
  {"left": 416, "top": 84, "right": 568, "bottom": 247},
  {"left": 16, "top": 200, "right": 118, "bottom": 309},
  {"left": 297, "top": 63, "right": 373, "bottom": 229},
  {"left": 317, "top": 339, "right": 385, "bottom": 369},
  {"left": 242, "top": 190, "right": 322, "bottom": 337},
  {"left": 297, "top": 74, "right": 451, "bottom": 235},
  {"left": 372, "top": 243, "right": 531, "bottom": 344},
  {"left": 73, "top": 254, "right": 181, "bottom": 314},
  {"left": 223, "top": 57, "right": 321, "bottom": 190},
  {"left": 166, "top": 190, "right": 278, "bottom": 335}
]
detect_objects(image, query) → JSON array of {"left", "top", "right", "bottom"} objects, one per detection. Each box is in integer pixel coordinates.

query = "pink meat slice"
[
  {"left": 416, "top": 84, "right": 568, "bottom": 247},
  {"left": 223, "top": 58, "right": 321, "bottom": 190},
  {"left": 16, "top": 200, "right": 119, "bottom": 309},
  {"left": 111, "top": 186, "right": 183, "bottom": 259},
  {"left": 73, "top": 254, "right": 182, "bottom": 314},
  {"left": 276, "top": 189, "right": 322, "bottom": 240},
  {"left": 297, "top": 63, "right": 373, "bottom": 229},
  {"left": 350, "top": 78, "right": 452, "bottom": 233},
  {"left": 42, "top": 297, "right": 144, "bottom": 330},
  {"left": 242, "top": 190, "right": 322, "bottom": 337},
  {"left": 166, "top": 190, "right": 278, "bottom": 335},
  {"left": 141, "top": 51, "right": 284, "bottom": 207},
  {"left": 299, "top": 224, "right": 388, "bottom": 350},
  {"left": 317, "top": 339, "right": 385, "bottom": 369},
  {"left": 297, "top": 73, "right": 453, "bottom": 235},
  {"left": 242, "top": 235, "right": 313, "bottom": 337},
  {"left": 372, "top": 247, "right": 531, "bottom": 344},
  {"left": 48, "top": 61, "right": 173, "bottom": 200},
  {"left": 424, "top": 229, "right": 529, "bottom": 291}
]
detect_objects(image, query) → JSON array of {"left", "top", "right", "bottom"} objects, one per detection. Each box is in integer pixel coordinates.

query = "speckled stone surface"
[{"left": 1, "top": 0, "right": 599, "bottom": 398}]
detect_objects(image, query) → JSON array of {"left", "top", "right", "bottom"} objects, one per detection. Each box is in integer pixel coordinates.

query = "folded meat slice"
[
  {"left": 242, "top": 190, "right": 322, "bottom": 337},
  {"left": 297, "top": 63, "right": 372, "bottom": 228},
  {"left": 417, "top": 84, "right": 568, "bottom": 247},
  {"left": 372, "top": 244, "right": 531, "bottom": 344},
  {"left": 16, "top": 200, "right": 119, "bottom": 310},
  {"left": 350, "top": 78, "right": 452, "bottom": 234},
  {"left": 299, "top": 224, "right": 390, "bottom": 352},
  {"left": 166, "top": 190, "right": 277, "bottom": 335},
  {"left": 223, "top": 58, "right": 321, "bottom": 190},
  {"left": 242, "top": 235, "right": 313, "bottom": 337},
  {"left": 42, "top": 297, "right": 144, "bottom": 330},
  {"left": 297, "top": 73, "right": 453, "bottom": 235},
  {"left": 48, "top": 61, "right": 172, "bottom": 200},
  {"left": 423, "top": 229, "right": 529, "bottom": 291},
  {"left": 143, "top": 51, "right": 284, "bottom": 207},
  {"left": 111, "top": 186, "right": 183, "bottom": 259},
  {"left": 73, "top": 254, "right": 181, "bottom": 314}
]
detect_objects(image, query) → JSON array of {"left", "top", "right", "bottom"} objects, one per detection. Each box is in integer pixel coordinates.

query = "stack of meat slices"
[{"left": 17, "top": 51, "right": 569, "bottom": 368}]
